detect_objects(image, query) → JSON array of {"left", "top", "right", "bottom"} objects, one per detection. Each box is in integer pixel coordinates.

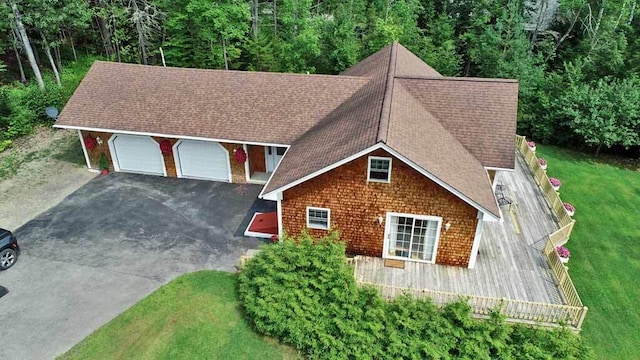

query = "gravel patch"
[{"left": 0, "top": 127, "right": 96, "bottom": 230}]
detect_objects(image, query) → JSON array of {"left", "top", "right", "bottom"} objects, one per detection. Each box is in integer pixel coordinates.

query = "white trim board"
[
  {"left": 467, "top": 211, "right": 485, "bottom": 269},
  {"left": 54, "top": 124, "right": 291, "bottom": 148},
  {"left": 261, "top": 142, "right": 500, "bottom": 221},
  {"left": 485, "top": 166, "right": 515, "bottom": 172},
  {"left": 78, "top": 129, "right": 92, "bottom": 169}
]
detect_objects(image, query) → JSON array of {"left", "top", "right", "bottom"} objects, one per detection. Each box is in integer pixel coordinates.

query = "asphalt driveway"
[{"left": 0, "top": 173, "right": 273, "bottom": 360}]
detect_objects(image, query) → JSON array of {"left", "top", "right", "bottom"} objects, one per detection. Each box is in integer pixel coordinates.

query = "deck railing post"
[{"left": 577, "top": 306, "right": 588, "bottom": 329}]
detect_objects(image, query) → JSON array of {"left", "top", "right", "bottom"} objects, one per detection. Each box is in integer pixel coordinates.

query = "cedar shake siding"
[
  {"left": 80, "top": 131, "right": 248, "bottom": 183},
  {"left": 281, "top": 149, "right": 479, "bottom": 267},
  {"left": 81, "top": 130, "right": 114, "bottom": 170},
  {"left": 248, "top": 145, "right": 266, "bottom": 176},
  {"left": 220, "top": 143, "right": 248, "bottom": 183},
  {"left": 487, "top": 170, "right": 496, "bottom": 185}
]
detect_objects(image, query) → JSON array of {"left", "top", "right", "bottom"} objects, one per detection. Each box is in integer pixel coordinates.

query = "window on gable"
[
  {"left": 307, "top": 207, "right": 330, "bottom": 230},
  {"left": 368, "top": 156, "right": 392, "bottom": 183}
]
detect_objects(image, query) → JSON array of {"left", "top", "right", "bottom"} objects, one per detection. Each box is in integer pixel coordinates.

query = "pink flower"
[
  {"left": 556, "top": 246, "right": 571, "bottom": 258},
  {"left": 538, "top": 158, "right": 547, "bottom": 166},
  {"left": 549, "top": 178, "right": 561, "bottom": 187},
  {"left": 527, "top": 141, "right": 536, "bottom": 147},
  {"left": 563, "top": 202, "right": 575, "bottom": 212}
]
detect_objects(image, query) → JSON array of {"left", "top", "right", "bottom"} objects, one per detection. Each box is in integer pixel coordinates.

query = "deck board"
[{"left": 355, "top": 153, "right": 564, "bottom": 305}]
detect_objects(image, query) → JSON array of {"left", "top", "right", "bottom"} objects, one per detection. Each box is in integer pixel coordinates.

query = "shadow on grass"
[
  {"left": 540, "top": 144, "right": 640, "bottom": 172},
  {"left": 52, "top": 135, "right": 85, "bottom": 166}
]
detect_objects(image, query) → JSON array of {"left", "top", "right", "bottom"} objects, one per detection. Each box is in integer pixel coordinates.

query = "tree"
[
  {"left": 552, "top": 62, "right": 640, "bottom": 155},
  {"left": 9, "top": 1, "right": 44, "bottom": 90}
]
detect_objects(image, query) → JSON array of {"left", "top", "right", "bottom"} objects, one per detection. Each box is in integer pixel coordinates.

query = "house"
[{"left": 54, "top": 42, "right": 518, "bottom": 269}]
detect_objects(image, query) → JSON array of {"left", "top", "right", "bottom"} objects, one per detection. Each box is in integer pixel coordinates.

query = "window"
[
  {"left": 368, "top": 156, "right": 392, "bottom": 182},
  {"left": 306, "top": 207, "right": 330, "bottom": 230}
]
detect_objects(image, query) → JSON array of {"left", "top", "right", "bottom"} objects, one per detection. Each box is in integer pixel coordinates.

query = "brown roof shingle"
[
  {"left": 57, "top": 61, "right": 369, "bottom": 144},
  {"left": 57, "top": 43, "right": 517, "bottom": 218}
]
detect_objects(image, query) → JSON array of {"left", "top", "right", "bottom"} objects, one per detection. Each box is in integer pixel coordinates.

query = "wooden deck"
[{"left": 354, "top": 153, "right": 564, "bottom": 305}]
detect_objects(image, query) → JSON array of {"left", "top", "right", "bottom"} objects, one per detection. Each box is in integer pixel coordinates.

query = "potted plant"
[
  {"left": 538, "top": 158, "right": 547, "bottom": 170},
  {"left": 563, "top": 202, "right": 576, "bottom": 216},
  {"left": 98, "top": 153, "right": 109, "bottom": 175},
  {"left": 549, "top": 177, "right": 561, "bottom": 191},
  {"left": 556, "top": 246, "right": 570, "bottom": 264},
  {"left": 527, "top": 140, "right": 536, "bottom": 152}
]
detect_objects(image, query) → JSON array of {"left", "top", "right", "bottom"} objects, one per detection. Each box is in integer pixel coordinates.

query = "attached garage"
[
  {"left": 173, "top": 140, "right": 231, "bottom": 182},
  {"left": 108, "top": 134, "right": 166, "bottom": 176}
]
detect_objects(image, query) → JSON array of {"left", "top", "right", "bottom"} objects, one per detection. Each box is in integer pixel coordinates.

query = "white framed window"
[
  {"left": 306, "top": 207, "right": 330, "bottom": 230},
  {"left": 367, "top": 156, "right": 392, "bottom": 183}
]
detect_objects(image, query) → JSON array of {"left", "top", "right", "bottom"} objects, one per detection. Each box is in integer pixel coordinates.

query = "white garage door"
[
  {"left": 174, "top": 140, "right": 230, "bottom": 181},
  {"left": 109, "top": 134, "right": 165, "bottom": 176}
]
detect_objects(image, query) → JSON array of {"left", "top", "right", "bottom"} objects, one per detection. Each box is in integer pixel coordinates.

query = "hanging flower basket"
[
  {"left": 159, "top": 140, "right": 173, "bottom": 156},
  {"left": 83, "top": 136, "right": 97, "bottom": 151},
  {"left": 549, "top": 177, "right": 561, "bottom": 191},
  {"left": 563, "top": 202, "right": 576, "bottom": 216},
  {"left": 233, "top": 148, "right": 247, "bottom": 163},
  {"left": 527, "top": 140, "right": 536, "bottom": 152},
  {"left": 538, "top": 158, "right": 547, "bottom": 170}
]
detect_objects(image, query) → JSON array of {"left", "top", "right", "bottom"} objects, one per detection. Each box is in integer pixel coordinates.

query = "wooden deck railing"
[
  {"left": 515, "top": 135, "right": 576, "bottom": 244},
  {"left": 357, "top": 277, "right": 587, "bottom": 329}
]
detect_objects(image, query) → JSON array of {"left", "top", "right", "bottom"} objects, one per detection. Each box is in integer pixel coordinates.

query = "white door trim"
[
  {"left": 107, "top": 134, "right": 167, "bottom": 176},
  {"left": 172, "top": 139, "right": 232, "bottom": 182},
  {"left": 382, "top": 212, "right": 442, "bottom": 264}
]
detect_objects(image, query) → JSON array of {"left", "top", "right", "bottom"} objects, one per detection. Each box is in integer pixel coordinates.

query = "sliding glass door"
[{"left": 385, "top": 214, "right": 441, "bottom": 263}]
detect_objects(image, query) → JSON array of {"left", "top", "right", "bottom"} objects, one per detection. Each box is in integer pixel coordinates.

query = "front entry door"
[
  {"left": 384, "top": 213, "right": 442, "bottom": 263},
  {"left": 265, "top": 146, "right": 286, "bottom": 172}
]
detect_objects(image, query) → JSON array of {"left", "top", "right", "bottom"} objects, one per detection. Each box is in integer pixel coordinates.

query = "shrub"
[
  {"left": 98, "top": 153, "right": 109, "bottom": 171},
  {"left": 238, "top": 233, "right": 592, "bottom": 359}
]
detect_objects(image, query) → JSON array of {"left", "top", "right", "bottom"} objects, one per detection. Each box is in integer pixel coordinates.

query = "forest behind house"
[{"left": 0, "top": 0, "right": 639, "bottom": 157}]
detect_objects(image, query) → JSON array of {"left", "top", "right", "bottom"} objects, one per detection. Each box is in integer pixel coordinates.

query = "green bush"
[
  {"left": 0, "top": 56, "right": 98, "bottom": 146},
  {"left": 98, "top": 153, "right": 109, "bottom": 171},
  {"left": 238, "top": 233, "right": 592, "bottom": 359}
]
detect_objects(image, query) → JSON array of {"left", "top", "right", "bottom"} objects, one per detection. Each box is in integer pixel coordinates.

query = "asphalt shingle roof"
[{"left": 56, "top": 43, "right": 518, "bottom": 218}]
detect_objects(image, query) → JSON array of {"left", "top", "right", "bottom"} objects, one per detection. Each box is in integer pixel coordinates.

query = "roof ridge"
[
  {"left": 377, "top": 42, "right": 398, "bottom": 143},
  {"left": 395, "top": 74, "right": 517, "bottom": 83},
  {"left": 92, "top": 60, "right": 372, "bottom": 81}
]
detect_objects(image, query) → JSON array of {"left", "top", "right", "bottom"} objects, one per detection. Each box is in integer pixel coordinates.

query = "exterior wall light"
[
  {"left": 444, "top": 222, "right": 451, "bottom": 231},
  {"left": 377, "top": 216, "right": 384, "bottom": 225}
]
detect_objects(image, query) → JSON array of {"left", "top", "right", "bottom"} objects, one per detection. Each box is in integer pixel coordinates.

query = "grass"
[
  {"left": 536, "top": 145, "right": 640, "bottom": 359},
  {"left": 60, "top": 271, "right": 300, "bottom": 360}
]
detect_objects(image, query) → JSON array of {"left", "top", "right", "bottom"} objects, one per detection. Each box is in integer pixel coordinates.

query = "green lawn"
[
  {"left": 60, "top": 271, "right": 300, "bottom": 360},
  {"left": 536, "top": 145, "right": 640, "bottom": 359}
]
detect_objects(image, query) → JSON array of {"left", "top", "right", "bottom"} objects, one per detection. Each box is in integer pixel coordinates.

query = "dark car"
[{"left": 0, "top": 228, "right": 19, "bottom": 270}]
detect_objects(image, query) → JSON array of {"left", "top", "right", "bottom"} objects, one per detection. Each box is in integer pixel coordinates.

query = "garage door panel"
[
  {"left": 175, "top": 140, "right": 230, "bottom": 181},
  {"left": 110, "top": 135, "right": 165, "bottom": 176}
]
